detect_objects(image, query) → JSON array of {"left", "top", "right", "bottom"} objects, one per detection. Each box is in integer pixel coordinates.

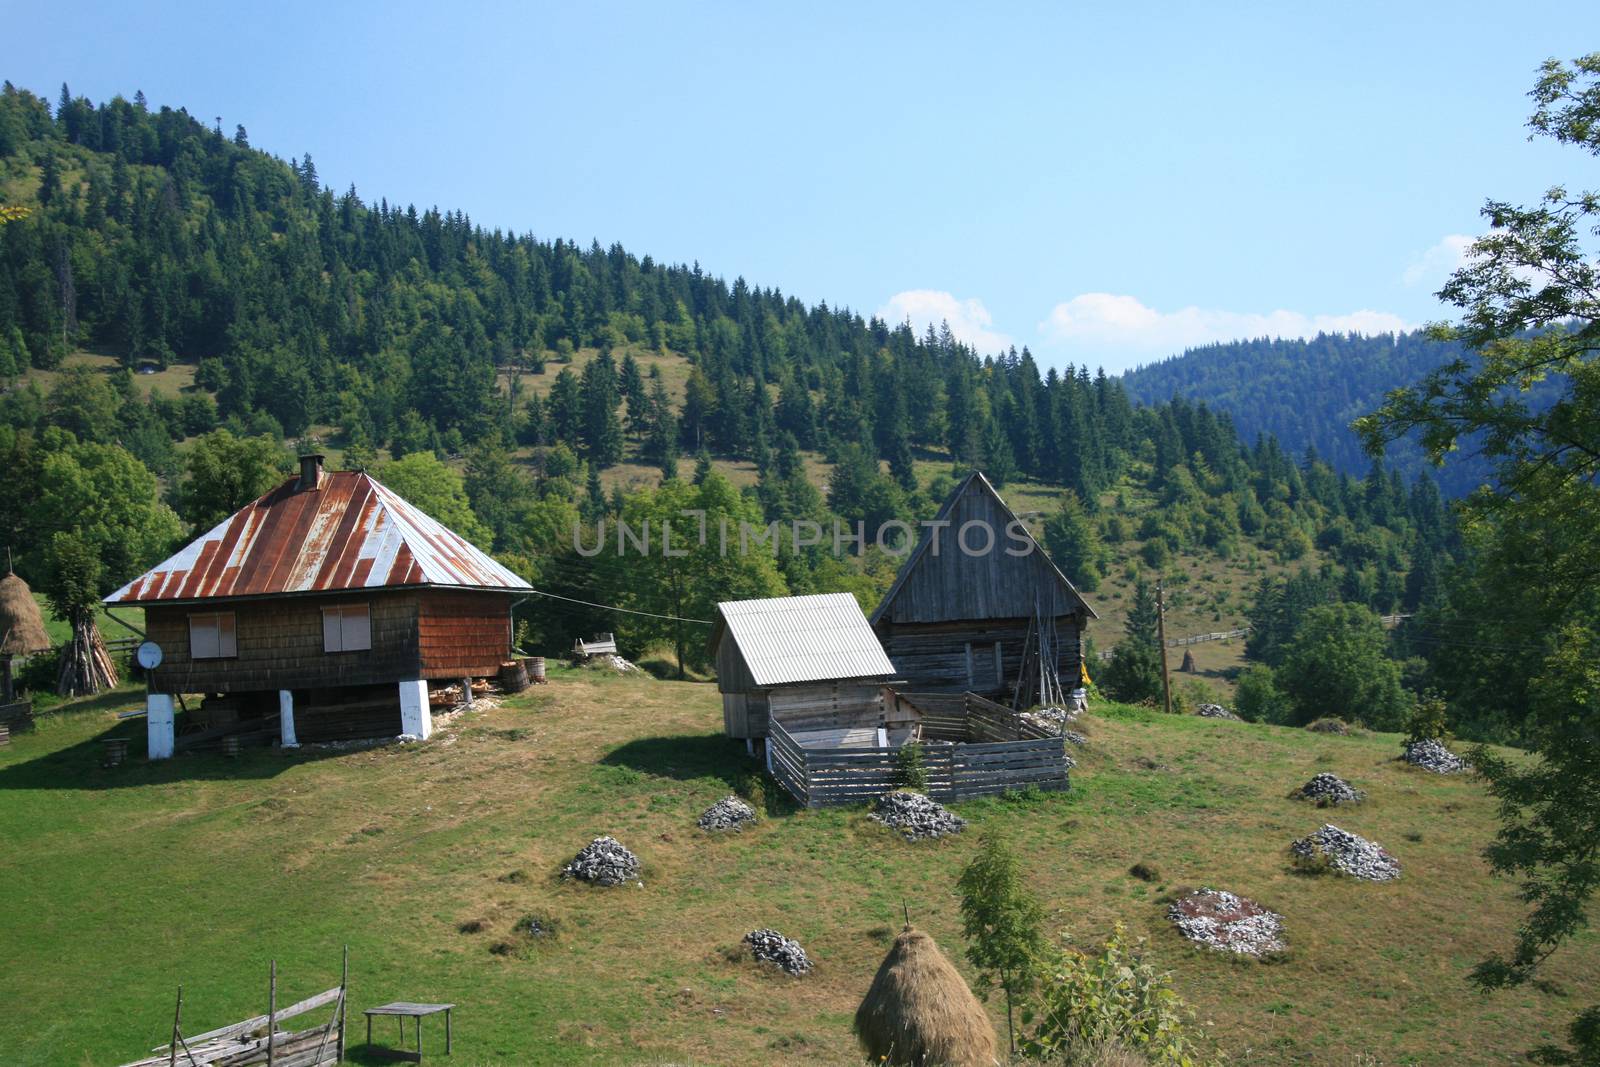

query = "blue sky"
[{"left": 17, "top": 1, "right": 1600, "bottom": 373}]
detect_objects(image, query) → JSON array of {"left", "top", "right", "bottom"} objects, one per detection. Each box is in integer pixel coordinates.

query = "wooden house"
[
  {"left": 711, "top": 592, "right": 908, "bottom": 750},
  {"left": 105, "top": 456, "right": 530, "bottom": 758},
  {"left": 869, "top": 471, "right": 1095, "bottom": 701}
]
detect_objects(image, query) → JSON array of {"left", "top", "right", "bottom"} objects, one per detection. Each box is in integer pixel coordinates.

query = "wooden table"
[{"left": 363, "top": 1001, "right": 454, "bottom": 1062}]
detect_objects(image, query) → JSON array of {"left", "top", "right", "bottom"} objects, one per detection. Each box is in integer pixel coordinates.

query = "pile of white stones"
[
  {"left": 562, "top": 836, "right": 641, "bottom": 886},
  {"left": 1063, "top": 730, "right": 1088, "bottom": 746},
  {"left": 1196, "top": 704, "right": 1239, "bottom": 720},
  {"left": 743, "top": 928, "right": 812, "bottom": 975},
  {"left": 1167, "top": 888, "right": 1287, "bottom": 956},
  {"left": 1291, "top": 824, "right": 1401, "bottom": 881},
  {"left": 1404, "top": 738, "right": 1470, "bottom": 774},
  {"left": 697, "top": 795, "right": 758, "bottom": 832},
  {"left": 870, "top": 791, "right": 967, "bottom": 841},
  {"left": 1295, "top": 772, "right": 1364, "bottom": 807}
]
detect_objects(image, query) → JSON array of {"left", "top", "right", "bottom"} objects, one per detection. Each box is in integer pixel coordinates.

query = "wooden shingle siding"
[
  {"left": 145, "top": 593, "right": 421, "bottom": 694},
  {"left": 145, "top": 589, "right": 511, "bottom": 694},
  {"left": 416, "top": 591, "right": 513, "bottom": 678}
]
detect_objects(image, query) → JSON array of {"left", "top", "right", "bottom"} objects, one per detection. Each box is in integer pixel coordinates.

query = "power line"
[{"left": 522, "top": 587, "right": 713, "bottom": 625}]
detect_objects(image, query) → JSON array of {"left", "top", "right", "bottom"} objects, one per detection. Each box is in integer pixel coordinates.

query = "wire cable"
[{"left": 523, "top": 587, "right": 713, "bottom": 625}]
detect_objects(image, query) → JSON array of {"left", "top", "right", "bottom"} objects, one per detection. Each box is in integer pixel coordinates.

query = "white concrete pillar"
[
  {"left": 147, "top": 694, "right": 174, "bottom": 760},
  {"left": 278, "top": 690, "right": 299, "bottom": 748},
  {"left": 399, "top": 679, "right": 432, "bottom": 740}
]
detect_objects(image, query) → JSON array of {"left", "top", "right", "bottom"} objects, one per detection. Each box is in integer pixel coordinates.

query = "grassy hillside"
[{"left": 1, "top": 673, "right": 1592, "bottom": 1066}]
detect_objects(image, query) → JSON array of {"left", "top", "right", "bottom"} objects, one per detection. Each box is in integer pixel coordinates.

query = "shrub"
[
  {"left": 1100, "top": 642, "right": 1163, "bottom": 705},
  {"left": 1406, "top": 690, "right": 1450, "bottom": 744},
  {"left": 1277, "top": 604, "right": 1410, "bottom": 730},
  {"left": 1139, "top": 539, "right": 1170, "bottom": 569},
  {"left": 895, "top": 740, "right": 929, "bottom": 791},
  {"left": 1234, "top": 665, "right": 1289, "bottom": 723},
  {"left": 1023, "top": 923, "right": 1216, "bottom": 1066}
]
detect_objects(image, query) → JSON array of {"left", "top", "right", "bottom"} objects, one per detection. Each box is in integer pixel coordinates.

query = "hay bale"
[
  {"left": 0, "top": 571, "right": 50, "bottom": 657},
  {"left": 854, "top": 925, "right": 998, "bottom": 1067}
]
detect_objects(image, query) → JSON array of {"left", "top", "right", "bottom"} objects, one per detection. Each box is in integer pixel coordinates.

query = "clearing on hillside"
[{"left": 0, "top": 670, "right": 1593, "bottom": 1065}]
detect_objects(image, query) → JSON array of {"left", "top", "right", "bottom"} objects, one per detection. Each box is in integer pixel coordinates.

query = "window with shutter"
[
  {"left": 323, "top": 604, "right": 372, "bottom": 653},
  {"left": 189, "top": 613, "right": 237, "bottom": 659}
]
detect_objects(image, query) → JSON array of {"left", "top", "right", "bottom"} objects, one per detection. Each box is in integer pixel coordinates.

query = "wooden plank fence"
[
  {"left": 769, "top": 698, "right": 1069, "bottom": 809},
  {"left": 121, "top": 957, "right": 346, "bottom": 1067}
]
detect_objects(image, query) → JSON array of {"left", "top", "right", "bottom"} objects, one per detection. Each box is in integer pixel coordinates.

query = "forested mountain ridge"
[
  {"left": 0, "top": 81, "right": 1457, "bottom": 721},
  {"left": 1120, "top": 331, "right": 1495, "bottom": 496}
]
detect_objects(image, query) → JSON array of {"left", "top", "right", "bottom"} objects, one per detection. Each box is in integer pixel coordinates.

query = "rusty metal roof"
[
  {"left": 105, "top": 471, "right": 529, "bottom": 605},
  {"left": 712, "top": 592, "right": 896, "bottom": 687}
]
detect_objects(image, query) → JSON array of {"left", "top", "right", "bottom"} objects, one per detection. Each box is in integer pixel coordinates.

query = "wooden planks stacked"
[{"left": 0, "top": 699, "right": 33, "bottom": 733}]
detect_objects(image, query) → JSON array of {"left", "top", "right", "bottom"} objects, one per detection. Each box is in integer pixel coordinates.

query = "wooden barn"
[
  {"left": 870, "top": 471, "right": 1095, "bottom": 703},
  {"left": 105, "top": 456, "right": 530, "bottom": 758},
  {"left": 711, "top": 592, "right": 909, "bottom": 750}
]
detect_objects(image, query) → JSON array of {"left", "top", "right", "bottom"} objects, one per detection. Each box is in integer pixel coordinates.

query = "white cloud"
[
  {"left": 1403, "top": 234, "right": 1476, "bottom": 287},
  {"left": 1037, "top": 294, "right": 1415, "bottom": 371},
  {"left": 879, "top": 289, "right": 1014, "bottom": 354}
]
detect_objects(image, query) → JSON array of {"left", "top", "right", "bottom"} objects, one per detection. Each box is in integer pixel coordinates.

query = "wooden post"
[
  {"left": 267, "top": 959, "right": 276, "bottom": 1067},
  {"left": 1156, "top": 579, "right": 1172, "bottom": 716},
  {"left": 337, "top": 945, "right": 348, "bottom": 1061},
  {"left": 169, "top": 985, "right": 182, "bottom": 1067}
]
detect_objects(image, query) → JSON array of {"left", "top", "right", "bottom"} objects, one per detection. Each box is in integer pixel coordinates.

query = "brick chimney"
[{"left": 297, "top": 454, "right": 325, "bottom": 492}]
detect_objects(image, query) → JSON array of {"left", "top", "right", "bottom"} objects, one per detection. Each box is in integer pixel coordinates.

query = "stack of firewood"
[{"left": 56, "top": 615, "right": 119, "bottom": 696}]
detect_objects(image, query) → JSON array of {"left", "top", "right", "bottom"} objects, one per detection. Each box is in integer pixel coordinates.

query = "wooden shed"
[
  {"left": 104, "top": 456, "right": 530, "bottom": 758},
  {"left": 870, "top": 471, "right": 1095, "bottom": 702},
  {"left": 711, "top": 592, "right": 906, "bottom": 749}
]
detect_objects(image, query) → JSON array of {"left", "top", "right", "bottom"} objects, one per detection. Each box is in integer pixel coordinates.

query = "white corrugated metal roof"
[{"left": 715, "top": 592, "right": 896, "bottom": 687}]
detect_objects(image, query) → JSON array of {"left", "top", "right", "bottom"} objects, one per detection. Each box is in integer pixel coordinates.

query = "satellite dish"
[{"left": 136, "top": 641, "right": 163, "bottom": 670}]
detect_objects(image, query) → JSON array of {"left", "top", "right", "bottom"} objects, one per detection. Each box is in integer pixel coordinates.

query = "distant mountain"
[{"left": 1119, "top": 331, "right": 1493, "bottom": 496}]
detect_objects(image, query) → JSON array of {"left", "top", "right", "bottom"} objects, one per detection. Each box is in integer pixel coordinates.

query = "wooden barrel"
[
  {"left": 498, "top": 661, "right": 530, "bottom": 693},
  {"left": 524, "top": 656, "right": 546, "bottom": 684},
  {"left": 221, "top": 735, "right": 241, "bottom": 758}
]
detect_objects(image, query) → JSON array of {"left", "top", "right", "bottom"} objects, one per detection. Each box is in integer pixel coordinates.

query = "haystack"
[
  {"left": 854, "top": 926, "right": 998, "bottom": 1067},
  {"left": 0, "top": 566, "right": 52, "bottom": 703}
]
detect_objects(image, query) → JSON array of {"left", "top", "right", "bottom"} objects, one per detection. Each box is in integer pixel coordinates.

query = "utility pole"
[{"left": 1156, "top": 578, "right": 1172, "bottom": 715}]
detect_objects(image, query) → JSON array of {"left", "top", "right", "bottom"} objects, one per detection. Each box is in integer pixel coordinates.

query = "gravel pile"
[
  {"left": 869, "top": 791, "right": 967, "bottom": 841},
  {"left": 1167, "top": 888, "right": 1287, "bottom": 956},
  {"left": 562, "top": 836, "right": 641, "bottom": 886},
  {"left": 743, "top": 928, "right": 812, "bottom": 975},
  {"left": 1290, "top": 824, "right": 1400, "bottom": 881},
  {"left": 1403, "top": 738, "right": 1470, "bottom": 774},
  {"left": 1034, "top": 704, "right": 1080, "bottom": 726},
  {"left": 1195, "top": 704, "right": 1239, "bottom": 720},
  {"left": 698, "top": 795, "right": 758, "bottom": 832},
  {"left": 1295, "top": 772, "right": 1364, "bottom": 807}
]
